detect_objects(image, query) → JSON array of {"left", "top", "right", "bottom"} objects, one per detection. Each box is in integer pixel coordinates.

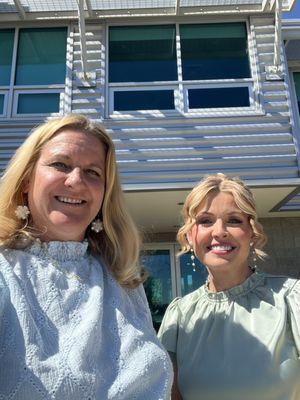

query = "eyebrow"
[
  {"left": 197, "top": 211, "right": 244, "bottom": 216},
  {"left": 46, "top": 153, "right": 105, "bottom": 170}
]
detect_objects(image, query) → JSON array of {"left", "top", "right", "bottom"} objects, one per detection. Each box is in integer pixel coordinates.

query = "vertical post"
[
  {"left": 274, "top": 0, "right": 282, "bottom": 67},
  {"left": 77, "top": 0, "right": 88, "bottom": 77},
  {"left": 265, "top": 0, "right": 284, "bottom": 80}
]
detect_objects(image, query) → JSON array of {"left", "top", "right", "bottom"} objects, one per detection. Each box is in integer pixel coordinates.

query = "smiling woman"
[
  {"left": 24, "top": 130, "right": 106, "bottom": 242},
  {"left": 0, "top": 114, "right": 172, "bottom": 400},
  {"left": 158, "top": 173, "right": 300, "bottom": 400}
]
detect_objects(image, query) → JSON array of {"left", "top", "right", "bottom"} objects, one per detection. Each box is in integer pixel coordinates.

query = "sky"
[{"left": 283, "top": 0, "right": 300, "bottom": 19}]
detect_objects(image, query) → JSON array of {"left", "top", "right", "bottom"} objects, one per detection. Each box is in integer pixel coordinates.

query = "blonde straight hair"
[
  {"left": 177, "top": 173, "right": 267, "bottom": 260},
  {"left": 0, "top": 114, "right": 145, "bottom": 288}
]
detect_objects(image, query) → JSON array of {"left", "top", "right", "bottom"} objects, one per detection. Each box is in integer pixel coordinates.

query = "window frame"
[
  {"left": 0, "top": 91, "right": 8, "bottom": 117},
  {"left": 0, "top": 25, "right": 69, "bottom": 120},
  {"left": 12, "top": 88, "right": 64, "bottom": 117},
  {"left": 289, "top": 68, "right": 300, "bottom": 141},
  {"left": 106, "top": 19, "right": 261, "bottom": 119}
]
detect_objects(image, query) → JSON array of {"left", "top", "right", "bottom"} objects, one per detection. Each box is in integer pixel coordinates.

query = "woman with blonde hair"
[
  {"left": 0, "top": 114, "right": 172, "bottom": 399},
  {"left": 158, "top": 173, "right": 300, "bottom": 400}
]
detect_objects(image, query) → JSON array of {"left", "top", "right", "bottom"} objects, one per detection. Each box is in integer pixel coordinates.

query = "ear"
[
  {"left": 186, "top": 231, "right": 192, "bottom": 246},
  {"left": 21, "top": 179, "right": 30, "bottom": 194}
]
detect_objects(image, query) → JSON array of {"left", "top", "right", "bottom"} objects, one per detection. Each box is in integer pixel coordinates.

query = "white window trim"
[
  {"left": 0, "top": 25, "right": 69, "bottom": 120},
  {"left": 0, "top": 91, "right": 8, "bottom": 117},
  {"left": 109, "top": 84, "right": 178, "bottom": 115},
  {"left": 107, "top": 20, "right": 262, "bottom": 119}
]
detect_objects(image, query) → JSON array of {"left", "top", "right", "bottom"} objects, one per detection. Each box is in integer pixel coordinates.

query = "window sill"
[{"left": 107, "top": 107, "right": 265, "bottom": 122}]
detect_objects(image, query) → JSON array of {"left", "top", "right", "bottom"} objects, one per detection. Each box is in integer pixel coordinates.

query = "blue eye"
[
  {"left": 197, "top": 218, "right": 212, "bottom": 225},
  {"left": 86, "top": 169, "right": 101, "bottom": 177},
  {"left": 228, "top": 218, "right": 242, "bottom": 224},
  {"left": 51, "top": 162, "right": 69, "bottom": 170}
]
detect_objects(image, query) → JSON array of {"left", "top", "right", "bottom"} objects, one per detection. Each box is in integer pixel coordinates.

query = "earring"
[
  {"left": 91, "top": 219, "right": 103, "bottom": 233},
  {"left": 190, "top": 246, "right": 196, "bottom": 272},
  {"left": 15, "top": 205, "right": 30, "bottom": 220},
  {"left": 250, "top": 242, "right": 257, "bottom": 271}
]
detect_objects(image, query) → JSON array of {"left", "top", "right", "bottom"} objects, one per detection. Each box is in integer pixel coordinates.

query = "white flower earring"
[
  {"left": 91, "top": 219, "right": 103, "bottom": 233},
  {"left": 15, "top": 205, "right": 30, "bottom": 220}
]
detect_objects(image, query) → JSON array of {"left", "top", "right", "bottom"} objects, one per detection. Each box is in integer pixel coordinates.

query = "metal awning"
[{"left": 0, "top": 0, "right": 296, "bottom": 21}]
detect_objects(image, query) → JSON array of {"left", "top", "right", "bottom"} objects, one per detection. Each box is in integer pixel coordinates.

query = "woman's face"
[
  {"left": 24, "top": 129, "right": 106, "bottom": 242},
  {"left": 188, "top": 191, "right": 253, "bottom": 276}
]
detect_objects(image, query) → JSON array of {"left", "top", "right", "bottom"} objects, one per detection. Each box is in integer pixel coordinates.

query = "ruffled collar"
[
  {"left": 203, "top": 270, "right": 265, "bottom": 302},
  {"left": 26, "top": 240, "right": 89, "bottom": 262}
]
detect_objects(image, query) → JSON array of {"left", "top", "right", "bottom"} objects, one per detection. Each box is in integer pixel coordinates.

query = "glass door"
[
  {"left": 177, "top": 251, "right": 208, "bottom": 297},
  {"left": 141, "top": 245, "right": 176, "bottom": 331},
  {"left": 141, "top": 243, "right": 208, "bottom": 330}
]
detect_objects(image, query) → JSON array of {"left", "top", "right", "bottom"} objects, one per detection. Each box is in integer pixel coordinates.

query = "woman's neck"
[{"left": 207, "top": 266, "right": 254, "bottom": 293}]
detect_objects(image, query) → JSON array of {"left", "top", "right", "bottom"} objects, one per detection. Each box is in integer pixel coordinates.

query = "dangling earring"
[
  {"left": 91, "top": 219, "right": 103, "bottom": 233},
  {"left": 190, "top": 246, "right": 196, "bottom": 272},
  {"left": 250, "top": 242, "right": 257, "bottom": 271},
  {"left": 15, "top": 205, "right": 30, "bottom": 220}
]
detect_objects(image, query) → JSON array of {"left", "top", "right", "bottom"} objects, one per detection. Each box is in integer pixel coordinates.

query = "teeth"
[
  {"left": 211, "top": 245, "right": 233, "bottom": 251},
  {"left": 57, "top": 196, "right": 83, "bottom": 204}
]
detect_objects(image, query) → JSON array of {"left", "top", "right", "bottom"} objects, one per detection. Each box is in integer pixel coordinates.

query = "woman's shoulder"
[
  {"left": 259, "top": 271, "right": 299, "bottom": 294},
  {"left": 165, "top": 285, "right": 206, "bottom": 316},
  {"left": 0, "top": 245, "right": 28, "bottom": 271}
]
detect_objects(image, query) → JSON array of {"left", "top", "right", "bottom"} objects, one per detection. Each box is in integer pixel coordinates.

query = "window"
[
  {"left": 141, "top": 244, "right": 207, "bottom": 330},
  {"left": 0, "top": 29, "right": 14, "bottom": 86},
  {"left": 108, "top": 22, "right": 254, "bottom": 115},
  {"left": 0, "top": 27, "right": 67, "bottom": 118},
  {"left": 0, "top": 93, "right": 5, "bottom": 115}
]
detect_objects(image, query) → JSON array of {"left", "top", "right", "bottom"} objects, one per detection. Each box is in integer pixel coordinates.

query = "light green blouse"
[{"left": 158, "top": 271, "right": 300, "bottom": 400}]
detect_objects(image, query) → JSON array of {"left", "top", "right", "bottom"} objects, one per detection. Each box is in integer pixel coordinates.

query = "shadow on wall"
[{"left": 260, "top": 217, "right": 300, "bottom": 279}]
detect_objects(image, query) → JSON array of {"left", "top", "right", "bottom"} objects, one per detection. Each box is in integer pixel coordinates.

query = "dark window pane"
[
  {"left": 0, "top": 94, "right": 4, "bottom": 114},
  {"left": 17, "top": 93, "right": 60, "bottom": 114},
  {"left": 141, "top": 249, "right": 173, "bottom": 331},
  {"left": 0, "top": 29, "right": 14, "bottom": 85},
  {"left": 114, "top": 90, "right": 174, "bottom": 111},
  {"left": 15, "top": 28, "right": 67, "bottom": 85},
  {"left": 188, "top": 87, "right": 250, "bottom": 108},
  {"left": 294, "top": 72, "right": 300, "bottom": 113},
  {"left": 109, "top": 25, "right": 177, "bottom": 82},
  {"left": 180, "top": 23, "right": 250, "bottom": 80},
  {"left": 179, "top": 253, "right": 208, "bottom": 296}
]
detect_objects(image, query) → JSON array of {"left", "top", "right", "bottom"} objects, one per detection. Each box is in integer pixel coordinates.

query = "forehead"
[
  {"left": 196, "top": 191, "right": 242, "bottom": 213},
  {"left": 41, "top": 129, "right": 106, "bottom": 159}
]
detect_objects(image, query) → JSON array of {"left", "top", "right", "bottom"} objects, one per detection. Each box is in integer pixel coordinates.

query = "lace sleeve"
[
  {"left": 0, "top": 263, "right": 9, "bottom": 324},
  {"left": 286, "top": 279, "right": 300, "bottom": 356}
]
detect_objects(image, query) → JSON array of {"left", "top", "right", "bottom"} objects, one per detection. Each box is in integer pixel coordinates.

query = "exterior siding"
[
  {"left": 70, "top": 16, "right": 299, "bottom": 188},
  {"left": 0, "top": 15, "right": 299, "bottom": 189}
]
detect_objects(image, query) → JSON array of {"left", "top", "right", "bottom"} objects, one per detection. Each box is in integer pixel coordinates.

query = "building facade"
[{"left": 0, "top": 0, "right": 300, "bottom": 326}]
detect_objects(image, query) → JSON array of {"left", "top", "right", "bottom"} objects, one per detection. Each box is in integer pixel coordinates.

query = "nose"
[
  {"left": 64, "top": 167, "right": 84, "bottom": 187},
  {"left": 212, "top": 218, "right": 228, "bottom": 238}
]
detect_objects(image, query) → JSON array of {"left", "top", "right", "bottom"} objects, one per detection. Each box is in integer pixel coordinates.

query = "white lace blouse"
[{"left": 0, "top": 240, "right": 173, "bottom": 400}]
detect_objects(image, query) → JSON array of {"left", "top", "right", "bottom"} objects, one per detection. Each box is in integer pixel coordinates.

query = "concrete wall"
[{"left": 261, "top": 217, "right": 300, "bottom": 278}]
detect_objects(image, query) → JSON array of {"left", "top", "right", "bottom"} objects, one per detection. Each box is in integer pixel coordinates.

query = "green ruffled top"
[{"left": 158, "top": 271, "right": 300, "bottom": 400}]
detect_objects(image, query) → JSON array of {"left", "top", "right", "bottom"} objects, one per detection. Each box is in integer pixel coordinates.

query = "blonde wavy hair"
[
  {"left": 0, "top": 114, "right": 145, "bottom": 288},
  {"left": 177, "top": 173, "right": 267, "bottom": 260}
]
